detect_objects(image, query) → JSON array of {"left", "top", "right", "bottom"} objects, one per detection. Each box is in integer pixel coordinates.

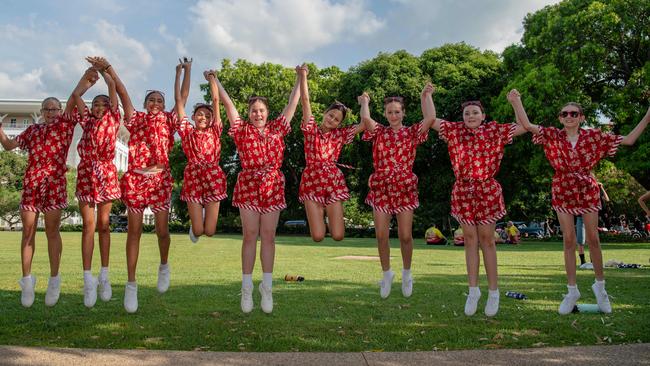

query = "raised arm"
[
  {"left": 68, "top": 67, "right": 99, "bottom": 115},
  {"left": 297, "top": 64, "right": 311, "bottom": 126},
  {"left": 358, "top": 92, "right": 377, "bottom": 133},
  {"left": 638, "top": 191, "right": 650, "bottom": 217},
  {"left": 281, "top": 67, "right": 301, "bottom": 122},
  {"left": 87, "top": 56, "right": 135, "bottom": 121},
  {"left": 174, "top": 60, "right": 186, "bottom": 120},
  {"left": 620, "top": 105, "right": 650, "bottom": 146},
  {"left": 101, "top": 68, "right": 118, "bottom": 113},
  {"left": 420, "top": 82, "right": 438, "bottom": 133},
  {"left": 507, "top": 89, "right": 539, "bottom": 135},
  {"left": 204, "top": 70, "right": 222, "bottom": 129},
  {"left": 214, "top": 73, "right": 240, "bottom": 123},
  {"left": 0, "top": 115, "right": 18, "bottom": 151}
]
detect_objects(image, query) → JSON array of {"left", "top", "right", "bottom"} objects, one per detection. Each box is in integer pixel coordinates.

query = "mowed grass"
[{"left": 0, "top": 231, "right": 649, "bottom": 352}]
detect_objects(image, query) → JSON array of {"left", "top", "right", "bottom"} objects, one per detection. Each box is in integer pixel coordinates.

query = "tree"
[{"left": 0, "top": 151, "right": 27, "bottom": 228}]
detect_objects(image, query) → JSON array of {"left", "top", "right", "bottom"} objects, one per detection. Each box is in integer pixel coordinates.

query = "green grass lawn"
[{"left": 0, "top": 232, "right": 648, "bottom": 352}]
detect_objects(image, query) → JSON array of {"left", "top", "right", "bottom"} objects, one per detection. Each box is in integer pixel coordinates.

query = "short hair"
[
  {"left": 324, "top": 101, "right": 348, "bottom": 120},
  {"left": 41, "top": 97, "right": 62, "bottom": 109},
  {"left": 461, "top": 100, "right": 484, "bottom": 113},
  {"left": 247, "top": 96, "right": 269, "bottom": 110},
  {"left": 560, "top": 102, "right": 584, "bottom": 115},
  {"left": 383, "top": 96, "right": 405, "bottom": 111}
]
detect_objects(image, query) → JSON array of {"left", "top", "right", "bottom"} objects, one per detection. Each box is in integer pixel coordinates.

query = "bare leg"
[
  {"left": 478, "top": 223, "right": 498, "bottom": 290},
  {"left": 203, "top": 201, "right": 220, "bottom": 237},
  {"left": 96, "top": 202, "right": 112, "bottom": 268},
  {"left": 583, "top": 212, "right": 604, "bottom": 280},
  {"left": 557, "top": 212, "right": 578, "bottom": 286},
  {"left": 126, "top": 211, "right": 143, "bottom": 282},
  {"left": 43, "top": 209, "right": 63, "bottom": 277},
  {"left": 462, "top": 223, "right": 480, "bottom": 287},
  {"left": 305, "top": 200, "right": 326, "bottom": 242},
  {"left": 325, "top": 201, "right": 345, "bottom": 241},
  {"left": 373, "top": 211, "right": 392, "bottom": 271},
  {"left": 20, "top": 210, "right": 39, "bottom": 276},
  {"left": 239, "top": 208, "right": 260, "bottom": 275},
  {"left": 79, "top": 202, "right": 96, "bottom": 271},
  {"left": 259, "top": 210, "right": 280, "bottom": 273},
  {"left": 396, "top": 210, "right": 414, "bottom": 270},
  {"left": 187, "top": 202, "right": 205, "bottom": 238},
  {"left": 154, "top": 210, "right": 171, "bottom": 264}
]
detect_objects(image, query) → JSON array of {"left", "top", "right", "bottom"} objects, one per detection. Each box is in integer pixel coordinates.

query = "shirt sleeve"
[
  {"left": 15, "top": 125, "right": 34, "bottom": 151},
  {"left": 167, "top": 111, "right": 178, "bottom": 135},
  {"left": 300, "top": 115, "right": 317, "bottom": 135},
  {"left": 597, "top": 130, "right": 623, "bottom": 158},
  {"left": 500, "top": 122, "right": 518, "bottom": 145},
  {"left": 340, "top": 125, "right": 357, "bottom": 145},
  {"left": 228, "top": 116, "right": 246, "bottom": 143},
  {"left": 410, "top": 120, "right": 429, "bottom": 145},
  {"left": 75, "top": 106, "right": 91, "bottom": 129},
  {"left": 176, "top": 116, "right": 194, "bottom": 139},
  {"left": 362, "top": 124, "right": 381, "bottom": 141},
  {"left": 124, "top": 111, "right": 145, "bottom": 133},
  {"left": 269, "top": 114, "right": 290, "bottom": 137},
  {"left": 532, "top": 125, "right": 549, "bottom": 145},
  {"left": 437, "top": 120, "right": 453, "bottom": 143}
]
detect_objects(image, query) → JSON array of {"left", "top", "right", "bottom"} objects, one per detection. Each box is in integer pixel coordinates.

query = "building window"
[
  {"left": 23, "top": 119, "right": 29, "bottom": 127},
  {"left": 10, "top": 118, "right": 17, "bottom": 127}
]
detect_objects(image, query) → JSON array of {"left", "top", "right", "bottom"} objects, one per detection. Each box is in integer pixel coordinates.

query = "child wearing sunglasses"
[
  {"left": 509, "top": 90, "right": 650, "bottom": 315},
  {"left": 87, "top": 57, "right": 178, "bottom": 313},
  {"left": 358, "top": 84, "right": 435, "bottom": 299},
  {"left": 427, "top": 93, "right": 528, "bottom": 317},
  {"left": 73, "top": 59, "right": 122, "bottom": 308},
  {"left": 173, "top": 60, "right": 227, "bottom": 244},
  {"left": 0, "top": 70, "right": 96, "bottom": 307},
  {"left": 214, "top": 66, "right": 301, "bottom": 314},
  {"left": 296, "top": 65, "right": 365, "bottom": 242}
]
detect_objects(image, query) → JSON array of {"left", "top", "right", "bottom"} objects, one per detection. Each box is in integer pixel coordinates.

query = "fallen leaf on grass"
[
  {"left": 211, "top": 312, "right": 221, "bottom": 318},
  {"left": 479, "top": 338, "right": 489, "bottom": 341},
  {"left": 524, "top": 329, "right": 540, "bottom": 336},
  {"left": 492, "top": 333, "right": 504, "bottom": 341},
  {"left": 613, "top": 331, "right": 626, "bottom": 337},
  {"left": 571, "top": 320, "right": 579, "bottom": 329},
  {"left": 90, "top": 335, "right": 100, "bottom": 340},
  {"left": 484, "top": 343, "right": 503, "bottom": 349},
  {"left": 144, "top": 337, "right": 163, "bottom": 344},
  {"left": 532, "top": 342, "right": 547, "bottom": 347}
]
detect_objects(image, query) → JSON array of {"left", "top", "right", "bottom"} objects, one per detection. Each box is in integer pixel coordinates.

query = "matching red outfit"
[
  {"left": 120, "top": 111, "right": 177, "bottom": 213},
  {"left": 362, "top": 122, "right": 428, "bottom": 214},
  {"left": 532, "top": 126, "right": 622, "bottom": 215},
  {"left": 16, "top": 114, "right": 76, "bottom": 212},
  {"left": 439, "top": 121, "right": 517, "bottom": 226},
  {"left": 229, "top": 115, "right": 290, "bottom": 213},
  {"left": 75, "top": 106, "right": 121, "bottom": 205},
  {"left": 299, "top": 116, "right": 357, "bottom": 205},
  {"left": 177, "top": 116, "right": 227, "bottom": 204}
]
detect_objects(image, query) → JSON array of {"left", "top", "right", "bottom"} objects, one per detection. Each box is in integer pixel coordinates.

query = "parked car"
[
  {"left": 283, "top": 220, "right": 307, "bottom": 228},
  {"left": 496, "top": 221, "right": 544, "bottom": 239}
]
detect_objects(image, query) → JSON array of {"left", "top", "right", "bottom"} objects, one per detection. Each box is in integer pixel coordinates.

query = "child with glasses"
[
  {"left": 509, "top": 90, "right": 650, "bottom": 314},
  {"left": 427, "top": 94, "right": 528, "bottom": 317},
  {"left": 72, "top": 59, "right": 122, "bottom": 308},
  {"left": 87, "top": 57, "right": 178, "bottom": 313},
  {"left": 0, "top": 70, "right": 96, "bottom": 308},
  {"left": 358, "top": 84, "right": 435, "bottom": 299},
  {"left": 173, "top": 59, "right": 227, "bottom": 244},
  {"left": 296, "top": 65, "right": 365, "bottom": 242},
  {"left": 213, "top": 66, "right": 301, "bottom": 314}
]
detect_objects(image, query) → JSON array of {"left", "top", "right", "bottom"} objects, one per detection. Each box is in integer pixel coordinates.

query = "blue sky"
[{"left": 0, "top": 0, "right": 559, "bottom": 105}]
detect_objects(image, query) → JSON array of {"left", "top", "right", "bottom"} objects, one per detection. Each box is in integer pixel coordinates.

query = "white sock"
[
  {"left": 567, "top": 284, "right": 579, "bottom": 295},
  {"left": 469, "top": 286, "right": 480, "bottom": 297},
  {"left": 383, "top": 269, "right": 394, "bottom": 280},
  {"left": 83, "top": 270, "right": 93, "bottom": 282},
  {"left": 127, "top": 281, "right": 137, "bottom": 288},
  {"left": 594, "top": 279, "right": 605, "bottom": 290},
  {"left": 23, "top": 274, "right": 33, "bottom": 281},
  {"left": 159, "top": 263, "right": 169, "bottom": 271},
  {"left": 50, "top": 274, "right": 60, "bottom": 285},
  {"left": 242, "top": 274, "right": 253, "bottom": 288},
  {"left": 402, "top": 269, "right": 412, "bottom": 280},
  {"left": 488, "top": 289, "right": 499, "bottom": 297},
  {"left": 262, "top": 272, "right": 273, "bottom": 288},
  {"left": 99, "top": 267, "right": 109, "bottom": 281}
]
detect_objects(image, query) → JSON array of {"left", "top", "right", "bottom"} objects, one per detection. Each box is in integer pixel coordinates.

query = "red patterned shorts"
[
  {"left": 299, "top": 164, "right": 350, "bottom": 206},
  {"left": 76, "top": 159, "right": 121, "bottom": 205},
  {"left": 21, "top": 169, "right": 68, "bottom": 212},
  {"left": 120, "top": 169, "right": 173, "bottom": 214},
  {"left": 366, "top": 170, "right": 419, "bottom": 215},
  {"left": 232, "top": 168, "right": 286, "bottom": 214},
  {"left": 181, "top": 163, "right": 227, "bottom": 205},
  {"left": 451, "top": 178, "right": 505, "bottom": 226}
]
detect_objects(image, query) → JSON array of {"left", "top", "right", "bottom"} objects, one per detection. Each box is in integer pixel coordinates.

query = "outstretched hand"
[
  {"left": 507, "top": 89, "right": 521, "bottom": 103},
  {"left": 421, "top": 83, "right": 435, "bottom": 97},
  {"left": 358, "top": 92, "right": 370, "bottom": 105},
  {"left": 86, "top": 56, "right": 110, "bottom": 71},
  {"left": 296, "top": 63, "right": 308, "bottom": 77},
  {"left": 0, "top": 113, "right": 7, "bottom": 128},
  {"left": 30, "top": 112, "right": 41, "bottom": 124},
  {"left": 83, "top": 67, "right": 100, "bottom": 84},
  {"left": 204, "top": 69, "right": 217, "bottom": 81}
]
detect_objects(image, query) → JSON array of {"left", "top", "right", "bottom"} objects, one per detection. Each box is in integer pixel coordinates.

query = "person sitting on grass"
[
  {"left": 453, "top": 227, "right": 464, "bottom": 246},
  {"left": 425, "top": 224, "right": 447, "bottom": 245},
  {"left": 506, "top": 221, "right": 520, "bottom": 244}
]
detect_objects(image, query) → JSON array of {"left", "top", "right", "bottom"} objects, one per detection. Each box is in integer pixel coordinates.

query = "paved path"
[{"left": 1, "top": 343, "right": 649, "bottom": 366}]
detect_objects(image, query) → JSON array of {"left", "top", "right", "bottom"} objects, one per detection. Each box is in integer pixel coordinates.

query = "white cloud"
[
  {"left": 0, "top": 69, "right": 46, "bottom": 99},
  {"left": 159, "top": 24, "right": 189, "bottom": 56},
  {"left": 187, "top": 0, "right": 384, "bottom": 65}
]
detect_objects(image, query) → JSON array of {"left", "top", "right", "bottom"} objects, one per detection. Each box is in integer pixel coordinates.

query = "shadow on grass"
[{"left": 1, "top": 271, "right": 649, "bottom": 354}]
